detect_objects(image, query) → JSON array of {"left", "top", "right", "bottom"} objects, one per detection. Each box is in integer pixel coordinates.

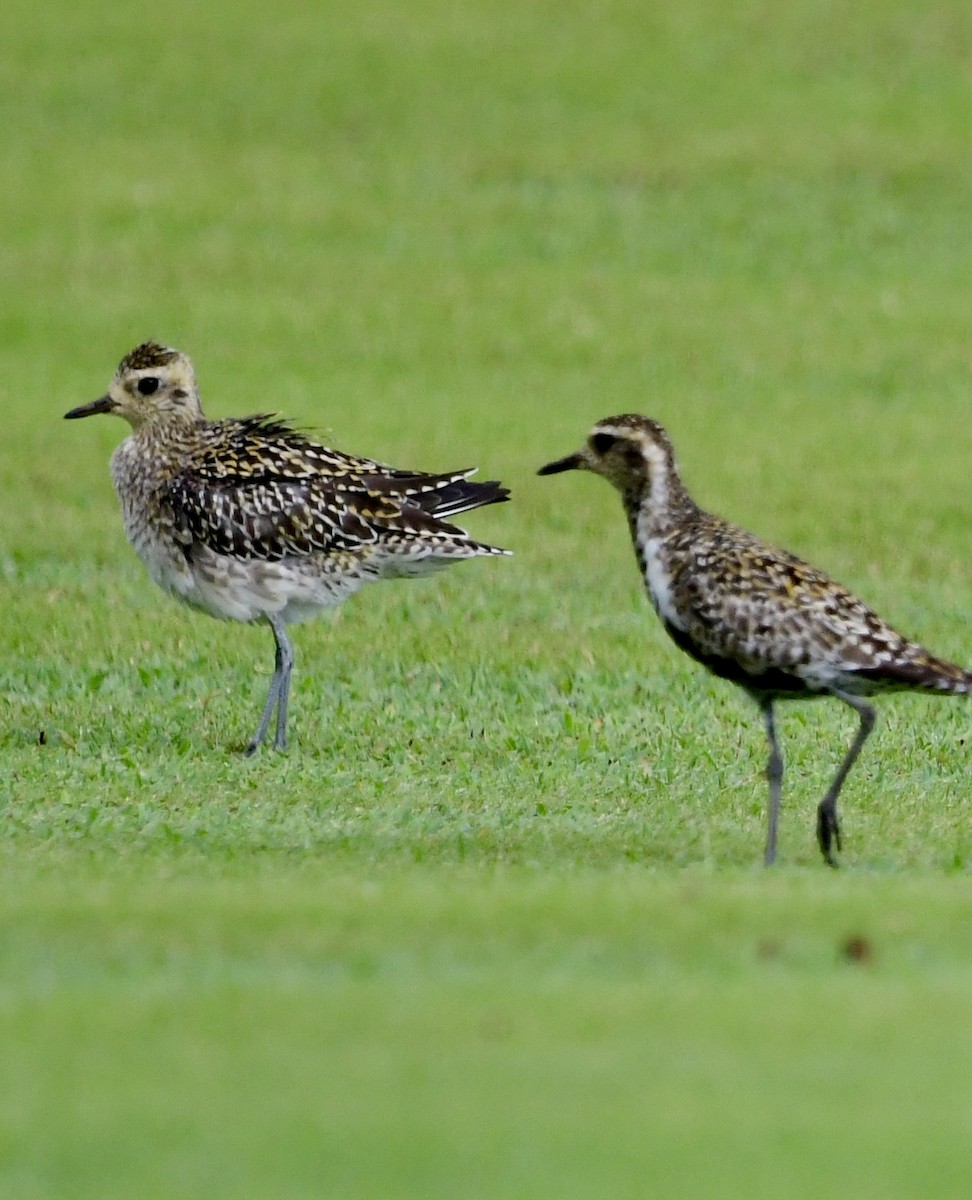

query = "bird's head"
[
  {"left": 538, "top": 414, "right": 676, "bottom": 496},
  {"left": 65, "top": 342, "right": 203, "bottom": 429}
]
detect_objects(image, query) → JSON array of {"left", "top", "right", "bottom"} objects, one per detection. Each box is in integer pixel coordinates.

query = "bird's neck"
[
  {"left": 130, "top": 411, "right": 205, "bottom": 445},
  {"left": 622, "top": 449, "right": 699, "bottom": 545},
  {"left": 114, "top": 415, "right": 207, "bottom": 497}
]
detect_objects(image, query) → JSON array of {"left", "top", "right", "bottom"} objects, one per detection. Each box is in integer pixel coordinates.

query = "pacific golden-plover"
[
  {"left": 539, "top": 414, "right": 971, "bottom": 866},
  {"left": 66, "top": 341, "right": 510, "bottom": 753}
]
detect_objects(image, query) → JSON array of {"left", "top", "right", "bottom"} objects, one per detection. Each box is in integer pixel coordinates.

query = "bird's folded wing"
[
  {"left": 676, "top": 541, "right": 908, "bottom": 672},
  {"left": 163, "top": 470, "right": 482, "bottom": 562},
  {"left": 163, "top": 417, "right": 506, "bottom": 560}
]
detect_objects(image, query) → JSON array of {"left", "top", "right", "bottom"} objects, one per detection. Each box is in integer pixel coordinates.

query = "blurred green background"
[{"left": 1, "top": 1, "right": 971, "bottom": 1196}]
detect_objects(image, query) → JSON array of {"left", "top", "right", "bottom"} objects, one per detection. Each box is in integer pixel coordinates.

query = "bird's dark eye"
[
  {"left": 137, "top": 376, "right": 160, "bottom": 396},
  {"left": 590, "top": 432, "right": 618, "bottom": 455}
]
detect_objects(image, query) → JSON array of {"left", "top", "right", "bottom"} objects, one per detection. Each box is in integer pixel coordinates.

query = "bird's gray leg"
[
  {"left": 245, "top": 614, "right": 293, "bottom": 756},
  {"left": 760, "top": 697, "right": 783, "bottom": 867},
  {"left": 270, "top": 614, "right": 294, "bottom": 752},
  {"left": 817, "top": 690, "right": 876, "bottom": 867}
]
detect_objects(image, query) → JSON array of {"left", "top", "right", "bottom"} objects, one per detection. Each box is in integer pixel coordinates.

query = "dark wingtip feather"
[
  {"left": 426, "top": 477, "right": 510, "bottom": 519},
  {"left": 464, "top": 479, "right": 511, "bottom": 507}
]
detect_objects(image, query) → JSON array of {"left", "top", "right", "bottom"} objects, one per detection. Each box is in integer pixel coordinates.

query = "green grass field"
[{"left": 2, "top": 0, "right": 972, "bottom": 1195}]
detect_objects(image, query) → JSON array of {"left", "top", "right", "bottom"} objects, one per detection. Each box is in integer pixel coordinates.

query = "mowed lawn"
[{"left": 2, "top": 0, "right": 972, "bottom": 1196}]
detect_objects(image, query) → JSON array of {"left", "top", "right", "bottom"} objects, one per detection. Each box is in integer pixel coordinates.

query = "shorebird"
[
  {"left": 539, "top": 414, "right": 970, "bottom": 866},
  {"left": 66, "top": 341, "right": 510, "bottom": 753}
]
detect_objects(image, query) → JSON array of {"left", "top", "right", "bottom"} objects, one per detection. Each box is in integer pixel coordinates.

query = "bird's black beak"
[
  {"left": 64, "top": 395, "right": 114, "bottom": 420},
  {"left": 537, "top": 452, "right": 583, "bottom": 476}
]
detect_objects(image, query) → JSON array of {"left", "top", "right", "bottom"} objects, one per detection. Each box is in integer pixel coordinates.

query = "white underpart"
[
  {"left": 642, "top": 533, "right": 684, "bottom": 629},
  {"left": 636, "top": 439, "right": 686, "bottom": 629}
]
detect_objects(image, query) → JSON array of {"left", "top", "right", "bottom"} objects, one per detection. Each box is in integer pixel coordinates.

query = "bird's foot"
[{"left": 243, "top": 728, "right": 288, "bottom": 756}]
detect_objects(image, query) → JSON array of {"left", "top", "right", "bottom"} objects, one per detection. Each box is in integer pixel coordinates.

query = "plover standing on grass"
[
  {"left": 539, "top": 414, "right": 971, "bottom": 866},
  {"left": 66, "top": 341, "right": 510, "bottom": 753}
]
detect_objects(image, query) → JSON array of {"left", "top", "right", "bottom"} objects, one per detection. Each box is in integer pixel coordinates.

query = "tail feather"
[{"left": 851, "top": 652, "right": 972, "bottom": 696}]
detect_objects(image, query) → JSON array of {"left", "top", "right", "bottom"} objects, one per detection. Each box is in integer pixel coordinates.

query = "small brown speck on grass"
[{"left": 840, "top": 934, "right": 874, "bottom": 965}]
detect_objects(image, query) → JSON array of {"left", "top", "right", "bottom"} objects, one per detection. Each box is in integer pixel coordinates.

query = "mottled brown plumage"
[
  {"left": 66, "top": 341, "right": 510, "bottom": 753},
  {"left": 539, "top": 414, "right": 970, "bottom": 866}
]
